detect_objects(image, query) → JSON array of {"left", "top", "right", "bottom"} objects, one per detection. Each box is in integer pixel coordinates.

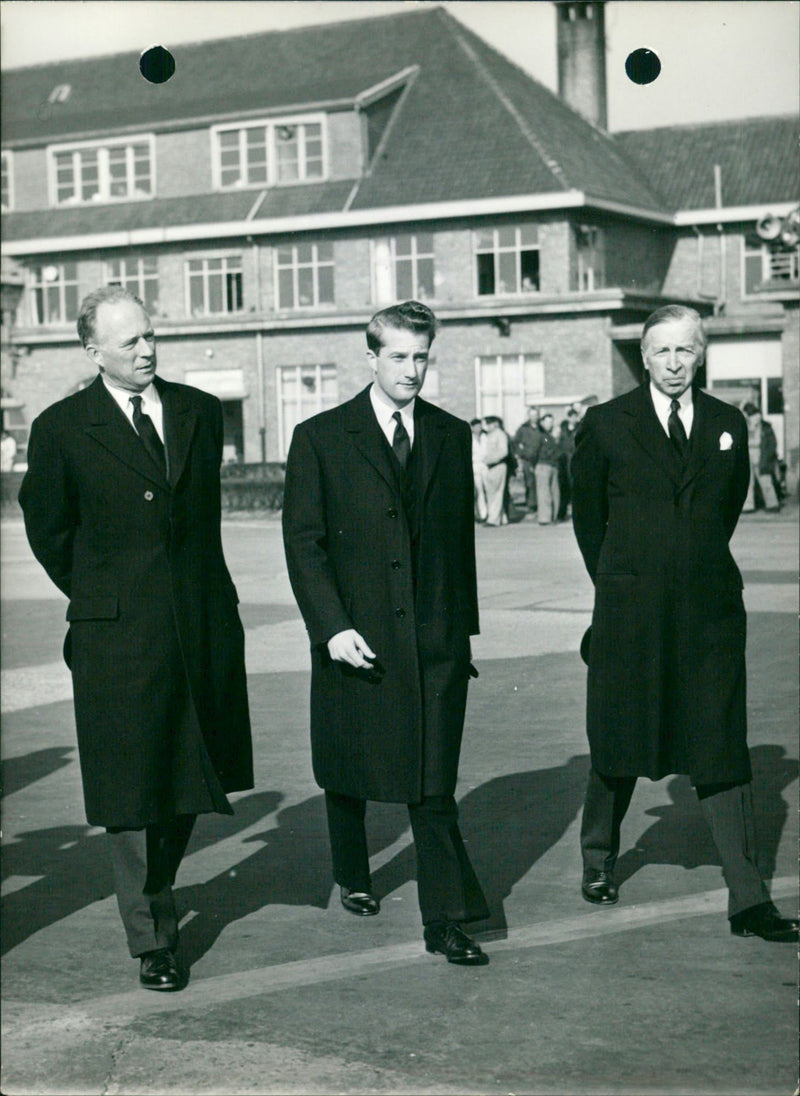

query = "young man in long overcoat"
[
  {"left": 19, "top": 287, "right": 253, "bottom": 989},
  {"left": 282, "top": 301, "right": 489, "bottom": 965},
  {"left": 571, "top": 303, "right": 797, "bottom": 943}
]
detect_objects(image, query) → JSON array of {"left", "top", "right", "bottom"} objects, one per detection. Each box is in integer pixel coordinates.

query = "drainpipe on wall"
[
  {"left": 714, "top": 164, "right": 726, "bottom": 315},
  {"left": 248, "top": 237, "right": 267, "bottom": 463}
]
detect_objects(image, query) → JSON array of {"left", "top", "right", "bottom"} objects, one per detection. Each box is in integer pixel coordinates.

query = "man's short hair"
[
  {"left": 742, "top": 402, "right": 759, "bottom": 416},
  {"left": 366, "top": 300, "right": 437, "bottom": 353},
  {"left": 77, "top": 286, "right": 145, "bottom": 348},
  {"left": 470, "top": 417, "right": 482, "bottom": 427},
  {"left": 641, "top": 304, "right": 707, "bottom": 350}
]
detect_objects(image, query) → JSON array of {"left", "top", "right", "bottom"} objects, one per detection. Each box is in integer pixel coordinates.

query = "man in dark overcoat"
[
  {"left": 282, "top": 300, "right": 489, "bottom": 965},
  {"left": 571, "top": 303, "right": 797, "bottom": 942},
  {"left": 19, "top": 287, "right": 253, "bottom": 989}
]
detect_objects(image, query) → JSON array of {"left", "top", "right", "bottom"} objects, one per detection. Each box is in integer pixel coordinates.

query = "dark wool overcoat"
[
  {"left": 19, "top": 376, "right": 253, "bottom": 827},
  {"left": 282, "top": 387, "right": 479, "bottom": 803},
  {"left": 571, "top": 382, "right": 752, "bottom": 785}
]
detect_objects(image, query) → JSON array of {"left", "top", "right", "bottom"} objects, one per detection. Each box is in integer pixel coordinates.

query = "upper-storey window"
[
  {"left": 575, "top": 225, "right": 605, "bottom": 291},
  {"left": 275, "top": 241, "right": 334, "bottom": 310},
  {"left": 186, "top": 255, "right": 243, "bottom": 317},
  {"left": 475, "top": 226, "right": 540, "bottom": 296},
  {"left": 212, "top": 115, "right": 326, "bottom": 189},
  {"left": 105, "top": 256, "right": 159, "bottom": 314},
  {"left": 1, "top": 151, "right": 12, "bottom": 211},
  {"left": 372, "top": 233, "right": 435, "bottom": 305},
  {"left": 49, "top": 136, "right": 154, "bottom": 205},
  {"left": 743, "top": 233, "right": 799, "bottom": 296},
  {"left": 28, "top": 262, "right": 79, "bottom": 325}
]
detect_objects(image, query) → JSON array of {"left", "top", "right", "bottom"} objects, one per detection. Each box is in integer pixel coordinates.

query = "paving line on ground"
[{"left": 4, "top": 876, "right": 795, "bottom": 1027}]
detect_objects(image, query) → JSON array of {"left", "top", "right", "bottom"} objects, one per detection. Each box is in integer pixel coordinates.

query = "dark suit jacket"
[
  {"left": 282, "top": 386, "right": 478, "bottom": 803},
  {"left": 19, "top": 375, "right": 253, "bottom": 827},
  {"left": 571, "top": 382, "right": 751, "bottom": 783}
]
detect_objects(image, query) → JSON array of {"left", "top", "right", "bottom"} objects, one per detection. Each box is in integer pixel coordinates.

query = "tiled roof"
[
  {"left": 614, "top": 117, "right": 800, "bottom": 211},
  {"left": 0, "top": 182, "right": 356, "bottom": 242},
  {"left": 2, "top": 7, "right": 666, "bottom": 219}
]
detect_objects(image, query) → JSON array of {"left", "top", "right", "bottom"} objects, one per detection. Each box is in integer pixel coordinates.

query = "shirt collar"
[
  {"left": 369, "top": 382, "right": 415, "bottom": 428},
  {"left": 649, "top": 381, "right": 692, "bottom": 416},
  {"left": 101, "top": 376, "right": 160, "bottom": 413}
]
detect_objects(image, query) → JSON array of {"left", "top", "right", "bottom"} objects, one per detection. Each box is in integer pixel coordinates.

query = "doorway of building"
[{"left": 220, "top": 400, "right": 244, "bottom": 464}]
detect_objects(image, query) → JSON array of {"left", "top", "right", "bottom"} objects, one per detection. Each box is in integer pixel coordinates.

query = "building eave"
[
  {"left": 674, "top": 201, "right": 798, "bottom": 227},
  {"left": 1, "top": 190, "right": 678, "bottom": 257}
]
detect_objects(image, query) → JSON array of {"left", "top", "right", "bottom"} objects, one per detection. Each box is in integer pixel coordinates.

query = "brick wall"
[
  {"left": 10, "top": 148, "right": 49, "bottom": 211},
  {"left": 156, "top": 129, "right": 214, "bottom": 196}
]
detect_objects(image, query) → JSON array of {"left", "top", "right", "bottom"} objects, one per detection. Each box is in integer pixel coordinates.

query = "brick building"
[{"left": 2, "top": 4, "right": 797, "bottom": 481}]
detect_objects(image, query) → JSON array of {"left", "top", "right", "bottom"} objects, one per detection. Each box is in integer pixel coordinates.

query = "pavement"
[{"left": 1, "top": 505, "right": 797, "bottom": 1096}]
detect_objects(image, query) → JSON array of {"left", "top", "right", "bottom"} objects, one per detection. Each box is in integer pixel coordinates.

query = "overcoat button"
[
  {"left": 387, "top": 508, "right": 398, "bottom": 518},
  {"left": 144, "top": 490, "right": 154, "bottom": 501},
  {"left": 395, "top": 607, "right": 405, "bottom": 618},
  {"left": 391, "top": 559, "right": 401, "bottom": 570}
]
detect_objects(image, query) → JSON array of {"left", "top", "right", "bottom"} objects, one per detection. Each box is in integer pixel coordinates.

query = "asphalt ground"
[{"left": 1, "top": 504, "right": 797, "bottom": 1096}]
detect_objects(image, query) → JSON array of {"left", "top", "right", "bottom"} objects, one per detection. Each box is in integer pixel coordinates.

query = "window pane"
[
  {"left": 317, "top": 240, "right": 333, "bottom": 262},
  {"left": 520, "top": 249, "right": 540, "bottom": 291},
  {"left": 394, "top": 234, "right": 412, "bottom": 257},
  {"left": 64, "top": 283, "right": 79, "bottom": 321},
  {"left": 395, "top": 259, "right": 413, "bottom": 300},
  {"left": 276, "top": 245, "right": 294, "bottom": 266},
  {"left": 497, "top": 226, "right": 516, "bottom": 248},
  {"left": 498, "top": 251, "right": 517, "bottom": 293},
  {"left": 296, "top": 242, "right": 313, "bottom": 264},
  {"left": 317, "top": 264, "right": 334, "bottom": 304},
  {"left": 519, "top": 224, "right": 539, "bottom": 246},
  {"left": 767, "top": 377, "right": 784, "bottom": 415},
  {"left": 477, "top": 253, "right": 495, "bottom": 295},
  {"left": 416, "top": 233, "right": 434, "bottom": 255},
  {"left": 208, "top": 273, "right": 222, "bottom": 314},
  {"left": 417, "top": 257, "right": 434, "bottom": 298},
  {"left": 226, "top": 272, "right": 242, "bottom": 311},
  {"left": 297, "top": 267, "right": 314, "bottom": 306},
  {"left": 479, "top": 358, "right": 500, "bottom": 393},
  {"left": 743, "top": 252, "right": 763, "bottom": 295},
  {"left": 189, "top": 274, "right": 205, "bottom": 315},
  {"left": 278, "top": 267, "right": 295, "bottom": 308},
  {"left": 475, "top": 229, "right": 495, "bottom": 251}
]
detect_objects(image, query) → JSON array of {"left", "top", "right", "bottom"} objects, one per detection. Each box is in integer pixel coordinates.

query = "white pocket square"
[{"left": 719, "top": 432, "right": 733, "bottom": 450}]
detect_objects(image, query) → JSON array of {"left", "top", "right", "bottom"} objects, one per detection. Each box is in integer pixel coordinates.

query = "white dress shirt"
[
  {"left": 102, "top": 377, "right": 165, "bottom": 444},
  {"left": 649, "top": 382, "right": 694, "bottom": 439},
  {"left": 369, "top": 383, "right": 416, "bottom": 450}
]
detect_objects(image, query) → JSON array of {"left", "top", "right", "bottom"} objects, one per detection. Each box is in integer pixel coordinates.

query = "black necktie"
[
  {"left": 130, "top": 395, "right": 167, "bottom": 478},
  {"left": 392, "top": 411, "right": 410, "bottom": 470},
  {"left": 668, "top": 398, "right": 688, "bottom": 461}
]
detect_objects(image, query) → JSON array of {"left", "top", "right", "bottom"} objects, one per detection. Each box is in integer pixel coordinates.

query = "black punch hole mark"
[
  {"left": 139, "top": 46, "right": 176, "bottom": 84},
  {"left": 625, "top": 48, "right": 661, "bottom": 86}
]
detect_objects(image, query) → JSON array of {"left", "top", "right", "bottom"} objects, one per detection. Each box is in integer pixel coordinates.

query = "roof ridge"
[
  {"left": 435, "top": 8, "right": 571, "bottom": 192},
  {"left": 614, "top": 114, "right": 799, "bottom": 138}
]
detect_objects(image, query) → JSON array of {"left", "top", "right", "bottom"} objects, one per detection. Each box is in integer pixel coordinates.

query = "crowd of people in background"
[{"left": 471, "top": 402, "right": 585, "bottom": 527}]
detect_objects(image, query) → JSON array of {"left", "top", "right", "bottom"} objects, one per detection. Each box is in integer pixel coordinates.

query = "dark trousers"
[
  {"left": 580, "top": 768, "right": 770, "bottom": 917},
  {"left": 519, "top": 460, "right": 537, "bottom": 510},
  {"left": 325, "top": 791, "right": 489, "bottom": 926},
  {"left": 106, "top": 815, "right": 196, "bottom": 957}
]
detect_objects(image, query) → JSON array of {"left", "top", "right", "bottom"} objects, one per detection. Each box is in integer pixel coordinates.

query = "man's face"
[
  {"left": 367, "top": 326, "right": 430, "bottom": 409},
  {"left": 540, "top": 414, "right": 553, "bottom": 431},
  {"left": 642, "top": 317, "right": 704, "bottom": 399},
  {"left": 528, "top": 407, "right": 538, "bottom": 424},
  {"left": 88, "top": 299, "right": 157, "bottom": 393}
]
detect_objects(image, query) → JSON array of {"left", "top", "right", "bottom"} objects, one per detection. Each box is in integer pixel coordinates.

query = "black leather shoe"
[
  {"left": 730, "top": 902, "right": 799, "bottom": 942},
  {"left": 340, "top": 887, "right": 380, "bottom": 916},
  {"left": 139, "top": 948, "right": 185, "bottom": 991},
  {"left": 581, "top": 869, "right": 619, "bottom": 905},
  {"left": 424, "top": 921, "right": 489, "bottom": 966}
]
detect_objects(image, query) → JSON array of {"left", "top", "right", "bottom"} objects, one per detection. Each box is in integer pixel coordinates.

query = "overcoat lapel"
[
  {"left": 414, "top": 399, "right": 448, "bottom": 506},
  {"left": 82, "top": 376, "right": 166, "bottom": 488},
  {"left": 157, "top": 377, "right": 198, "bottom": 489},
  {"left": 676, "top": 388, "right": 723, "bottom": 493},
  {"left": 623, "top": 382, "right": 683, "bottom": 486},
  {"left": 343, "top": 387, "right": 399, "bottom": 492}
]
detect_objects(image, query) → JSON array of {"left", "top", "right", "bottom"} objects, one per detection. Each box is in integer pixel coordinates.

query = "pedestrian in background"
[
  {"left": 512, "top": 405, "right": 541, "bottom": 512},
  {"left": 534, "top": 412, "right": 561, "bottom": 525},
  {"left": 283, "top": 300, "right": 490, "bottom": 966},
  {"left": 18, "top": 287, "right": 253, "bottom": 992},
  {"left": 482, "top": 415, "right": 509, "bottom": 526},
  {"left": 470, "top": 417, "right": 488, "bottom": 523},
  {"left": 742, "top": 402, "right": 781, "bottom": 512},
  {"left": 571, "top": 303, "right": 797, "bottom": 942},
  {"left": 557, "top": 406, "right": 580, "bottom": 521}
]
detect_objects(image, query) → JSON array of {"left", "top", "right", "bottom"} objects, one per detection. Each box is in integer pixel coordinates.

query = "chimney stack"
[{"left": 556, "top": 1, "right": 608, "bottom": 130}]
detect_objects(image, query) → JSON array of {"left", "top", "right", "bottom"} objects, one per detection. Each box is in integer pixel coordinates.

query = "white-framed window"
[
  {"left": 575, "top": 224, "right": 605, "bottom": 291},
  {"left": 372, "top": 233, "right": 435, "bottom": 304},
  {"left": 274, "top": 241, "right": 334, "bottom": 310},
  {"left": 186, "top": 255, "right": 243, "bottom": 316},
  {"left": 1, "top": 150, "right": 13, "bottom": 211},
  {"left": 48, "top": 136, "right": 154, "bottom": 206},
  {"left": 742, "top": 234, "right": 799, "bottom": 296},
  {"left": 277, "top": 363, "right": 338, "bottom": 458},
  {"left": 212, "top": 115, "right": 326, "bottom": 190},
  {"left": 105, "top": 256, "right": 159, "bottom": 314},
  {"left": 28, "top": 262, "right": 80, "bottom": 326},
  {"left": 475, "top": 353, "right": 545, "bottom": 431},
  {"left": 475, "top": 226, "right": 540, "bottom": 296}
]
